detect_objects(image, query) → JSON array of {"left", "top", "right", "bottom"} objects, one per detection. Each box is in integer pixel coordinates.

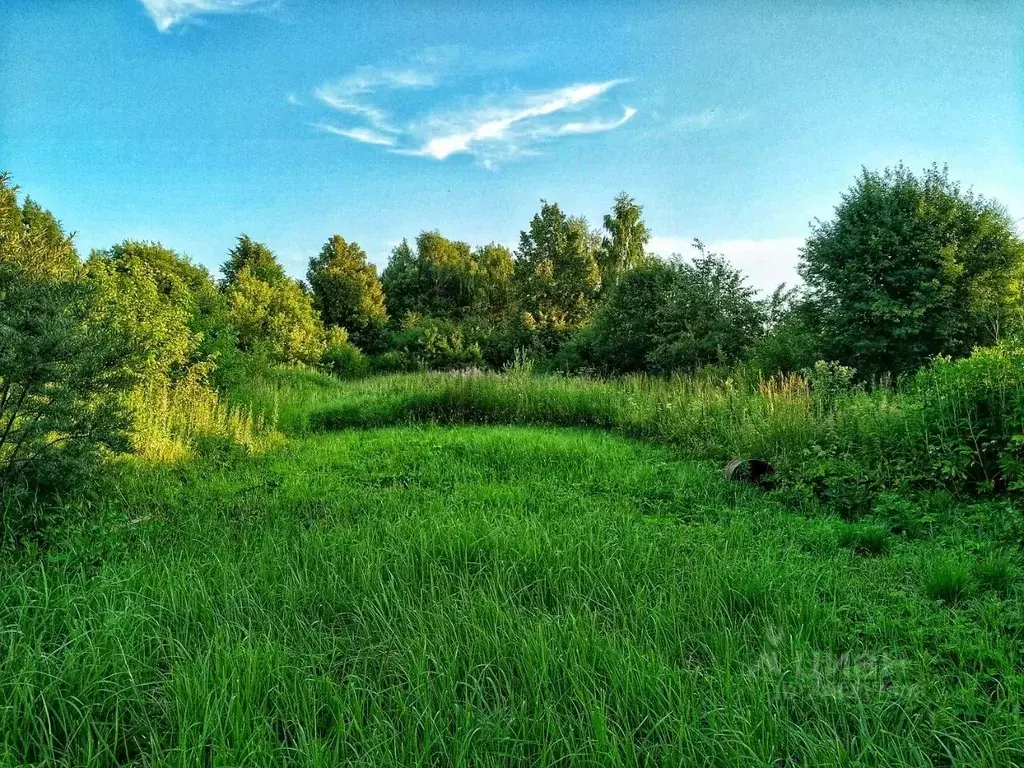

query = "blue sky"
[{"left": 1, "top": 1, "right": 1021, "bottom": 293}]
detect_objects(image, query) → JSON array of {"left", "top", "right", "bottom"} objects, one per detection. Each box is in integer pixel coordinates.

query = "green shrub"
[
  {"left": 386, "top": 315, "right": 483, "bottom": 371},
  {"left": 370, "top": 350, "right": 419, "bottom": 375},
  {"left": 0, "top": 176, "right": 134, "bottom": 518},
  {"left": 321, "top": 328, "right": 370, "bottom": 380},
  {"left": 911, "top": 339, "right": 1024, "bottom": 493}
]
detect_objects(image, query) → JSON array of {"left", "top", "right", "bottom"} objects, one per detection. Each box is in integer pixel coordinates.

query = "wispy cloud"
[
  {"left": 548, "top": 107, "right": 638, "bottom": 137},
  {"left": 313, "top": 54, "right": 450, "bottom": 134},
  {"left": 311, "top": 123, "right": 396, "bottom": 147},
  {"left": 404, "top": 80, "right": 631, "bottom": 161},
  {"left": 285, "top": 92, "right": 302, "bottom": 107},
  {"left": 306, "top": 57, "right": 636, "bottom": 167},
  {"left": 649, "top": 235, "right": 804, "bottom": 294},
  {"left": 139, "top": 0, "right": 274, "bottom": 32}
]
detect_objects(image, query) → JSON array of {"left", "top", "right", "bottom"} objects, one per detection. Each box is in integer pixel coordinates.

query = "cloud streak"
[
  {"left": 306, "top": 60, "right": 636, "bottom": 167},
  {"left": 139, "top": 0, "right": 274, "bottom": 32},
  {"left": 404, "top": 80, "right": 630, "bottom": 161},
  {"left": 311, "top": 123, "right": 396, "bottom": 147}
]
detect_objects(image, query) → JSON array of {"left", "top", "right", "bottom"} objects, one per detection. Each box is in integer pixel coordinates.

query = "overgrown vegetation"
[
  {"left": 2, "top": 426, "right": 1021, "bottom": 766},
  {"left": 0, "top": 163, "right": 1022, "bottom": 765},
  {"left": 241, "top": 338, "right": 1024, "bottom": 506}
]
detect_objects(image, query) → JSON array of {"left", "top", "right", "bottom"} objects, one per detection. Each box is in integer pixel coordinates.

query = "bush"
[
  {"left": 0, "top": 177, "right": 134, "bottom": 513},
  {"left": 385, "top": 315, "right": 483, "bottom": 371},
  {"left": 583, "top": 245, "right": 763, "bottom": 375},
  {"left": 0, "top": 269, "right": 132, "bottom": 501},
  {"left": 910, "top": 339, "right": 1024, "bottom": 493},
  {"left": 321, "top": 328, "right": 370, "bottom": 380},
  {"left": 801, "top": 164, "right": 1024, "bottom": 378}
]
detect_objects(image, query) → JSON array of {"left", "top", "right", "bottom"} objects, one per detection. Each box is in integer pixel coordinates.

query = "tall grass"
[
  {"left": 3, "top": 427, "right": 1020, "bottom": 766},
  {"left": 236, "top": 340, "right": 1024, "bottom": 501},
  {"left": 127, "top": 377, "right": 278, "bottom": 461}
]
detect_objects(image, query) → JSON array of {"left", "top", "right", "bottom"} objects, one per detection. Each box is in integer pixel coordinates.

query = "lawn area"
[{"left": 2, "top": 423, "right": 1022, "bottom": 766}]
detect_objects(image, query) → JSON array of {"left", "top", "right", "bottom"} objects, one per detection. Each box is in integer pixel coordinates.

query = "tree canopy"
[
  {"left": 514, "top": 201, "right": 601, "bottom": 341},
  {"left": 801, "top": 164, "right": 1024, "bottom": 377},
  {"left": 307, "top": 235, "right": 388, "bottom": 351}
]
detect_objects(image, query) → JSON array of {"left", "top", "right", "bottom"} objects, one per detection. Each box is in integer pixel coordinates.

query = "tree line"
[
  {"left": 1, "top": 164, "right": 1022, "bottom": 497},
  {"left": 216, "top": 163, "right": 1024, "bottom": 381}
]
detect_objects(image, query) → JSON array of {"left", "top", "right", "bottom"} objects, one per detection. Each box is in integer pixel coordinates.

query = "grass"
[
  {"left": 2, "top": 420, "right": 1023, "bottom": 766},
  {"left": 235, "top": 341, "right": 1024, "bottom": 501}
]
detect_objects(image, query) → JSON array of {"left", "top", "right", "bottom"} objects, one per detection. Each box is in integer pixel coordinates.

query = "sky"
[{"left": 1, "top": 0, "right": 1022, "bottom": 294}]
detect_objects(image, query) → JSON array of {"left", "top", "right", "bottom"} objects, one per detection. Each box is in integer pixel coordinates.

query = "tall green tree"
[
  {"left": 472, "top": 242, "right": 515, "bottom": 321},
  {"left": 412, "top": 231, "right": 477, "bottom": 319},
  {"left": 380, "top": 232, "right": 480, "bottom": 321},
  {"left": 514, "top": 201, "right": 600, "bottom": 339},
  {"left": 307, "top": 235, "right": 388, "bottom": 351},
  {"left": 801, "top": 164, "right": 1024, "bottom": 377},
  {"left": 219, "top": 236, "right": 325, "bottom": 364},
  {"left": 381, "top": 239, "right": 418, "bottom": 321},
  {"left": 599, "top": 192, "right": 650, "bottom": 290},
  {"left": 0, "top": 181, "right": 79, "bottom": 281},
  {"left": 220, "top": 234, "right": 287, "bottom": 287},
  {"left": 86, "top": 246, "right": 203, "bottom": 388},
  {"left": 87, "top": 241, "right": 240, "bottom": 387}
]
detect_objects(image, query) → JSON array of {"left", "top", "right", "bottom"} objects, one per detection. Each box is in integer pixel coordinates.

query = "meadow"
[
  {"left": 2, "top": 366, "right": 1022, "bottom": 767},
  {"left": 2, "top": 166, "right": 1023, "bottom": 766}
]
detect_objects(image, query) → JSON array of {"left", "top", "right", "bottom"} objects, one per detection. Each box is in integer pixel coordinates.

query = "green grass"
[
  {"left": 2, "top": 424, "right": 1023, "bottom": 766},
  {"left": 234, "top": 347, "right": 1024, "bottom": 501}
]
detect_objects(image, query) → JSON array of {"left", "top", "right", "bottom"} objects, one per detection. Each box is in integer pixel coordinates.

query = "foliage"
[
  {"left": 320, "top": 327, "right": 370, "bottom": 380},
  {"left": 598, "top": 191, "right": 650, "bottom": 290},
  {"left": 471, "top": 242, "right": 515, "bottom": 321},
  {"left": 911, "top": 338, "right": 1024, "bottom": 493},
  {"left": 380, "top": 232, "right": 475, "bottom": 320},
  {"left": 220, "top": 234, "right": 288, "bottom": 287},
  {"left": 513, "top": 201, "right": 600, "bottom": 345},
  {"left": 384, "top": 314, "right": 484, "bottom": 371},
  {"left": 380, "top": 238, "right": 419, "bottom": 321},
  {"left": 307, "top": 235, "right": 387, "bottom": 351},
  {"left": 86, "top": 242, "right": 213, "bottom": 389},
  {"left": 575, "top": 257, "right": 678, "bottom": 373},
  {"left": 224, "top": 242, "right": 326, "bottom": 365},
  {"left": 646, "top": 241, "right": 764, "bottom": 373},
  {"left": 0, "top": 178, "right": 80, "bottom": 281},
  {"left": 0, "top": 178, "right": 132, "bottom": 507},
  {"left": 581, "top": 243, "right": 763, "bottom": 374},
  {"left": 749, "top": 291, "right": 822, "bottom": 375},
  {"left": 0, "top": 269, "right": 132, "bottom": 504},
  {"left": 801, "top": 163, "right": 1024, "bottom": 378}
]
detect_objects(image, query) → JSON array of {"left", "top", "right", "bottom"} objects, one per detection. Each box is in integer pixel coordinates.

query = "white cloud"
[
  {"left": 313, "top": 62, "right": 441, "bottom": 134},
  {"left": 307, "top": 53, "right": 635, "bottom": 166},
  {"left": 285, "top": 92, "right": 302, "bottom": 106},
  {"left": 550, "top": 107, "right": 637, "bottom": 136},
  {"left": 311, "top": 123, "right": 396, "bottom": 147},
  {"left": 405, "top": 80, "right": 628, "bottom": 161},
  {"left": 139, "top": 0, "right": 273, "bottom": 32},
  {"left": 649, "top": 235, "right": 805, "bottom": 294}
]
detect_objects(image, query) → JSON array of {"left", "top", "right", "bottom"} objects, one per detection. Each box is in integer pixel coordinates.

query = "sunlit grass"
[{"left": 1, "top": 425, "right": 1022, "bottom": 766}]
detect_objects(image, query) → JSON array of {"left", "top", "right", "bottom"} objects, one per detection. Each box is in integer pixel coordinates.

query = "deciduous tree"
[
  {"left": 307, "top": 235, "right": 387, "bottom": 350},
  {"left": 801, "top": 164, "right": 1024, "bottom": 377}
]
